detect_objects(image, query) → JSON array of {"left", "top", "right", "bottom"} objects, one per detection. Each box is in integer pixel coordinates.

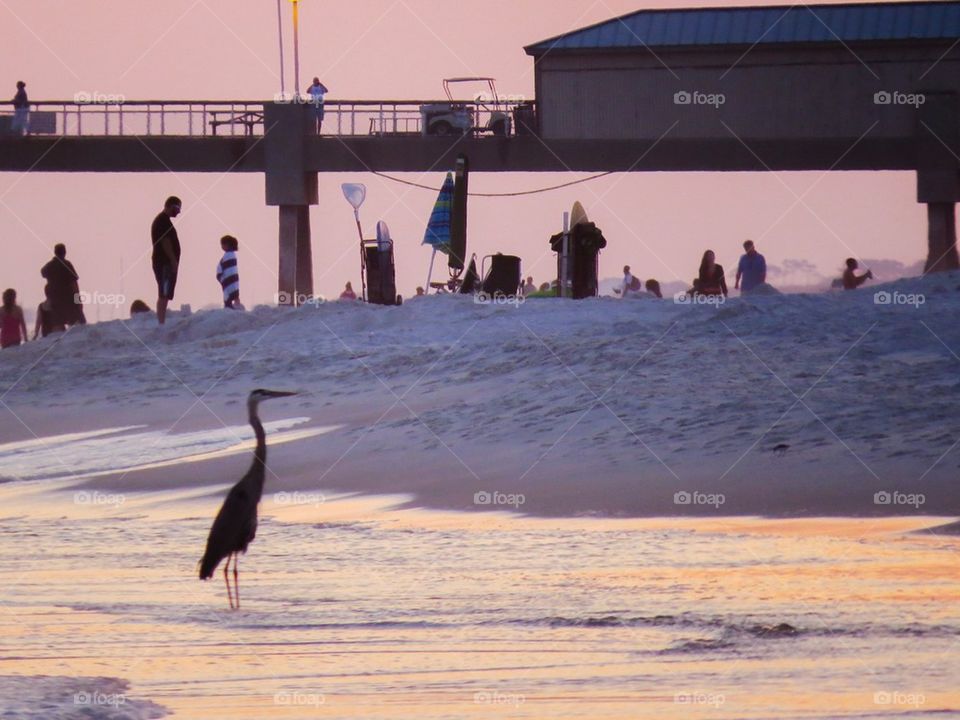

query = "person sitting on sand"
[
  {"left": 842, "top": 258, "right": 873, "bottom": 290},
  {"left": 522, "top": 276, "right": 536, "bottom": 296},
  {"left": 339, "top": 282, "right": 357, "bottom": 301},
  {"left": 129, "top": 299, "right": 152, "bottom": 316},
  {"left": 645, "top": 279, "right": 663, "bottom": 298},
  {"left": 415, "top": 286, "right": 425, "bottom": 297},
  {"left": 0, "top": 289, "right": 28, "bottom": 348},
  {"left": 614, "top": 265, "right": 636, "bottom": 297},
  {"left": 697, "top": 250, "right": 728, "bottom": 297}
]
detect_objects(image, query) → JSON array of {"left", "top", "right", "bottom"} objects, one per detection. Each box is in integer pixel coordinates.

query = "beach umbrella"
[{"left": 423, "top": 172, "right": 454, "bottom": 288}]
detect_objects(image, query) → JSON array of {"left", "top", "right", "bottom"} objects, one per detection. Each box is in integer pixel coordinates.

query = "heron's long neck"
[{"left": 249, "top": 404, "right": 267, "bottom": 494}]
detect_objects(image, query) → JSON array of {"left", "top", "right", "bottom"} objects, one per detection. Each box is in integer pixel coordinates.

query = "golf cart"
[{"left": 421, "top": 78, "right": 513, "bottom": 137}]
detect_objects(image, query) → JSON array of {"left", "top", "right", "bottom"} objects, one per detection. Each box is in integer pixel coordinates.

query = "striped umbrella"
[
  {"left": 423, "top": 172, "right": 455, "bottom": 290},
  {"left": 423, "top": 172, "right": 454, "bottom": 254}
]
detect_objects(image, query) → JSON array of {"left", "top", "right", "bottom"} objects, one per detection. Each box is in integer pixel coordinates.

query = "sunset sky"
[{"left": 0, "top": 0, "right": 929, "bottom": 318}]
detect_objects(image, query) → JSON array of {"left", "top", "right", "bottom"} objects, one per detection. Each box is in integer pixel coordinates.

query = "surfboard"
[
  {"left": 570, "top": 200, "right": 589, "bottom": 228},
  {"left": 376, "top": 220, "right": 392, "bottom": 250}
]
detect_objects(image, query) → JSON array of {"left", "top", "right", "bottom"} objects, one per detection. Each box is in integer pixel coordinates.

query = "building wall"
[{"left": 535, "top": 44, "right": 960, "bottom": 141}]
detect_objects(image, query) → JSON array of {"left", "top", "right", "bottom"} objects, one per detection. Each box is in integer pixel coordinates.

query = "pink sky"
[{"left": 0, "top": 0, "right": 929, "bottom": 318}]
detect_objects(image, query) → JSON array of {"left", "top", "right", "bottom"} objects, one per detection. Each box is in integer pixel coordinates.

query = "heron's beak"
[{"left": 264, "top": 390, "right": 298, "bottom": 398}]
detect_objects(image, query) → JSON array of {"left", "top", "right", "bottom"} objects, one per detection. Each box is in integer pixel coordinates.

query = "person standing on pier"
[
  {"left": 11, "top": 81, "right": 29, "bottom": 136},
  {"left": 306, "top": 77, "right": 329, "bottom": 133},
  {"left": 151, "top": 196, "right": 183, "bottom": 325}
]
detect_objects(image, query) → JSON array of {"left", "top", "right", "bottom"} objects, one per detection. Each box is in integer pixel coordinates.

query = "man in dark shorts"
[{"left": 151, "top": 196, "right": 182, "bottom": 324}]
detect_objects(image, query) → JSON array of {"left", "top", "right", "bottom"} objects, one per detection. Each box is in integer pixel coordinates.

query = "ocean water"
[{"left": 0, "top": 479, "right": 958, "bottom": 720}]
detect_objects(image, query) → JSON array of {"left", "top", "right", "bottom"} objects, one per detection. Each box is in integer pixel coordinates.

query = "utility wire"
[{"left": 369, "top": 169, "right": 617, "bottom": 197}]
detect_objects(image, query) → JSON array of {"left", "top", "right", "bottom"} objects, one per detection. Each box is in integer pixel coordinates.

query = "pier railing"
[{"left": 2, "top": 99, "right": 531, "bottom": 138}]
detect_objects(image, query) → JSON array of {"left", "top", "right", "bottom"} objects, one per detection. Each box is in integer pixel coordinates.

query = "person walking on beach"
[
  {"left": 306, "top": 77, "right": 329, "bottom": 133},
  {"left": 151, "top": 196, "right": 182, "bottom": 325},
  {"left": 735, "top": 240, "right": 766, "bottom": 294},
  {"left": 697, "top": 250, "right": 728, "bottom": 297},
  {"left": 0, "top": 289, "right": 28, "bottom": 348},
  {"left": 842, "top": 258, "right": 873, "bottom": 290},
  {"left": 11, "top": 81, "right": 29, "bottom": 136},
  {"left": 40, "top": 244, "right": 86, "bottom": 329},
  {"left": 216, "top": 235, "right": 241, "bottom": 309}
]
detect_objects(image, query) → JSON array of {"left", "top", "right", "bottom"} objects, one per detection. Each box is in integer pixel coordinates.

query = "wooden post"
[{"left": 924, "top": 203, "right": 959, "bottom": 274}]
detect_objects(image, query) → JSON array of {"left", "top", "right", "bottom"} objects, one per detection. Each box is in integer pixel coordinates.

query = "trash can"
[
  {"left": 513, "top": 102, "right": 538, "bottom": 136},
  {"left": 549, "top": 224, "right": 607, "bottom": 299},
  {"left": 364, "top": 241, "right": 399, "bottom": 305}
]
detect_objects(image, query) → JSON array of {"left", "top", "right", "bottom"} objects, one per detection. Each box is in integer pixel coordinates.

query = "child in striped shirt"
[{"left": 216, "top": 235, "right": 241, "bottom": 309}]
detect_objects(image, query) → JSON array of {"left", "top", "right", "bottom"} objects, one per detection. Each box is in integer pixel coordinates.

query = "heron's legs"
[
  {"left": 223, "top": 554, "right": 235, "bottom": 610},
  {"left": 233, "top": 555, "right": 240, "bottom": 609}
]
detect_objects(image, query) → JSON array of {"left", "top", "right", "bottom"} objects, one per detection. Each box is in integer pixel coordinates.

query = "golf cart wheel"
[{"left": 432, "top": 121, "right": 453, "bottom": 136}]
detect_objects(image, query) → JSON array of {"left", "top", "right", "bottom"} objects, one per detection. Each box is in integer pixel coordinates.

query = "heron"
[{"left": 199, "top": 388, "right": 297, "bottom": 609}]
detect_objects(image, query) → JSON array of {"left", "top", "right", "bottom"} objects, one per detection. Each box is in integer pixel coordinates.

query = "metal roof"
[{"left": 525, "top": 1, "right": 960, "bottom": 54}]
